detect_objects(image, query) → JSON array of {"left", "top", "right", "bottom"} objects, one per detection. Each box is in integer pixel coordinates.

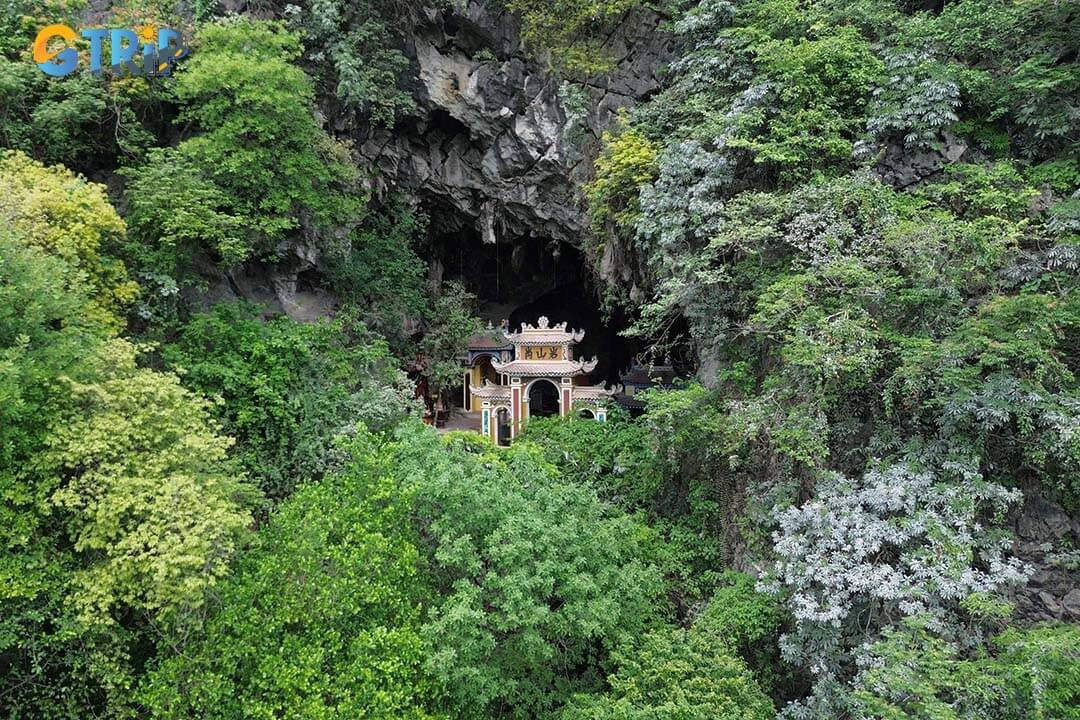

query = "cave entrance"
[{"left": 426, "top": 201, "right": 642, "bottom": 388}]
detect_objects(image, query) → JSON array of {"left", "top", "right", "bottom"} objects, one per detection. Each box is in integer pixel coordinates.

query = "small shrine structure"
[
  {"left": 614, "top": 355, "right": 678, "bottom": 413},
  {"left": 464, "top": 317, "right": 614, "bottom": 445}
]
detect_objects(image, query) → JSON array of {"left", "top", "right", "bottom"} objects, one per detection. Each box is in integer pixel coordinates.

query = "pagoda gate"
[{"left": 466, "top": 317, "right": 614, "bottom": 445}]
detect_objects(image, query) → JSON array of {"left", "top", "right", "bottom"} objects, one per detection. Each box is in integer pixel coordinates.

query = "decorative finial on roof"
[{"left": 537, "top": 316, "right": 550, "bottom": 329}]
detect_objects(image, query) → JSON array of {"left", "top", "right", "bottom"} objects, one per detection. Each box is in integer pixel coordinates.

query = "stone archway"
[
  {"left": 578, "top": 408, "right": 595, "bottom": 419},
  {"left": 526, "top": 378, "right": 560, "bottom": 418}
]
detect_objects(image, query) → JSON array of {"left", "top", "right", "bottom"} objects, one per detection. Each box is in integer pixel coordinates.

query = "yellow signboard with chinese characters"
[{"left": 520, "top": 344, "right": 563, "bottom": 361}]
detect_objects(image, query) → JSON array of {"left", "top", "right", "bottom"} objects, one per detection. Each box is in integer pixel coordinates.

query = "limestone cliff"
[
  {"left": 201, "top": 1, "right": 675, "bottom": 319},
  {"left": 357, "top": 1, "right": 675, "bottom": 246}
]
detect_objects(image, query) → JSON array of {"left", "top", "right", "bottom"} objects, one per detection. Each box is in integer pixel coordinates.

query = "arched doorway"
[
  {"left": 465, "top": 354, "right": 501, "bottom": 411},
  {"left": 527, "top": 379, "right": 560, "bottom": 418},
  {"left": 496, "top": 407, "right": 511, "bottom": 446},
  {"left": 578, "top": 408, "right": 595, "bottom": 419}
]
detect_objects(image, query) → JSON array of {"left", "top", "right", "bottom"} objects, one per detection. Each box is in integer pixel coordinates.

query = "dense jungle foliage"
[{"left": 1, "top": 0, "right": 1078, "bottom": 718}]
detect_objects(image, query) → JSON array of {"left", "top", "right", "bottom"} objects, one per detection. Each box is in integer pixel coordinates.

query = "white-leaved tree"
[{"left": 761, "top": 463, "right": 1031, "bottom": 719}]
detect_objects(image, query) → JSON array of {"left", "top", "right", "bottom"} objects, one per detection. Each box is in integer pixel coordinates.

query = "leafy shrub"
[
  {"left": 523, "top": 387, "right": 740, "bottom": 600},
  {"left": 506, "top": 0, "right": 647, "bottom": 75},
  {"left": 763, "top": 464, "right": 1031, "bottom": 717},
  {"left": 587, "top": 126, "right": 659, "bottom": 235},
  {"left": 325, "top": 196, "right": 429, "bottom": 350},
  {"left": 1, "top": 225, "right": 255, "bottom": 718},
  {"left": 0, "top": 150, "right": 138, "bottom": 330},
  {"left": 284, "top": 0, "right": 415, "bottom": 127},
  {"left": 854, "top": 619, "right": 1080, "bottom": 720},
  {"left": 417, "top": 280, "right": 481, "bottom": 399},
  {"left": 861, "top": 47, "right": 960, "bottom": 152},
  {"left": 698, "top": 571, "right": 785, "bottom": 691},
  {"left": 141, "top": 432, "right": 440, "bottom": 719},
  {"left": 162, "top": 302, "right": 417, "bottom": 500},
  {"left": 123, "top": 18, "right": 362, "bottom": 275},
  {"left": 560, "top": 599, "right": 775, "bottom": 720},
  {"left": 0, "top": 0, "right": 171, "bottom": 170},
  {"left": 521, "top": 410, "right": 664, "bottom": 510}
]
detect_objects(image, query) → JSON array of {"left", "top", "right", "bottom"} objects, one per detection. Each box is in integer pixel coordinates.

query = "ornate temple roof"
[
  {"left": 490, "top": 357, "right": 599, "bottom": 376},
  {"left": 504, "top": 316, "right": 585, "bottom": 345},
  {"left": 469, "top": 381, "right": 512, "bottom": 401},
  {"left": 571, "top": 382, "right": 619, "bottom": 403},
  {"left": 467, "top": 322, "right": 513, "bottom": 350}
]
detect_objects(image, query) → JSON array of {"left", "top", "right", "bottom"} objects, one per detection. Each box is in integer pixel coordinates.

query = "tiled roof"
[
  {"left": 620, "top": 365, "right": 677, "bottom": 386},
  {"left": 572, "top": 383, "right": 618, "bottom": 399},
  {"left": 491, "top": 358, "right": 598, "bottom": 376},
  {"left": 469, "top": 382, "right": 512, "bottom": 400},
  {"left": 505, "top": 316, "right": 585, "bottom": 344},
  {"left": 468, "top": 331, "right": 512, "bottom": 349},
  {"left": 507, "top": 331, "right": 585, "bottom": 344}
]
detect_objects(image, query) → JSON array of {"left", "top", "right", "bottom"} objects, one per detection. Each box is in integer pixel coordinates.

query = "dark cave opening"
[
  {"left": 425, "top": 108, "right": 471, "bottom": 140},
  {"left": 509, "top": 283, "right": 640, "bottom": 387},
  {"left": 295, "top": 268, "right": 323, "bottom": 294},
  {"left": 426, "top": 204, "right": 640, "bottom": 386}
]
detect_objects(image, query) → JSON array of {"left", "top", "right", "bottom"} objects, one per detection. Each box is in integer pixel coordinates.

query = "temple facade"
[{"left": 464, "top": 317, "right": 614, "bottom": 445}]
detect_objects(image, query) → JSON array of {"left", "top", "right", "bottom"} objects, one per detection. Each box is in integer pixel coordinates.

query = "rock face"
[
  {"left": 359, "top": 1, "right": 677, "bottom": 246},
  {"left": 872, "top": 131, "right": 969, "bottom": 188},
  {"left": 1012, "top": 492, "right": 1080, "bottom": 623},
  {"left": 209, "top": 2, "right": 675, "bottom": 318},
  {"left": 182, "top": 231, "right": 340, "bottom": 322}
]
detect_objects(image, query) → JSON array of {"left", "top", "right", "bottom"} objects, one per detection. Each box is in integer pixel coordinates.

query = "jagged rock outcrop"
[
  {"left": 208, "top": 2, "right": 674, "bottom": 318},
  {"left": 1012, "top": 493, "right": 1080, "bottom": 623},
  {"left": 873, "top": 130, "right": 970, "bottom": 188},
  {"left": 359, "top": 1, "right": 677, "bottom": 246}
]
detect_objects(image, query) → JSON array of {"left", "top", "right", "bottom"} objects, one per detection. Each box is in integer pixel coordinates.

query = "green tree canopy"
[
  {"left": 395, "top": 425, "right": 668, "bottom": 719},
  {"left": 560, "top": 605, "right": 775, "bottom": 720},
  {"left": 161, "top": 302, "right": 418, "bottom": 500},
  {"left": 141, "top": 432, "right": 441, "bottom": 720},
  {"left": 0, "top": 167, "right": 256, "bottom": 718},
  {"left": 123, "top": 18, "right": 363, "bottom": 279},
  {"left": 0, "top": 150, "right": 139, "bottom": 331}
]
